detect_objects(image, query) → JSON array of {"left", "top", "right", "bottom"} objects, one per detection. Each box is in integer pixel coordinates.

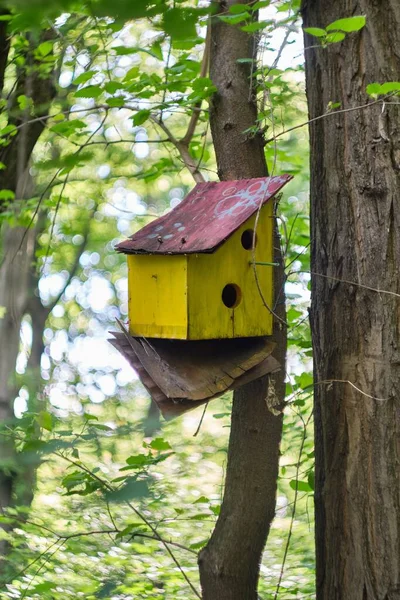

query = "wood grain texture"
[
  {"left": 109, "top": 325, "right": 278, "bottom": 419},
  {"left": 302, "top": 1, "right": 400, "bottom": 598}
]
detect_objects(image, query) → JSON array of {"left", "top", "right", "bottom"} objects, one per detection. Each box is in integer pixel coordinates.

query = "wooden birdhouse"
[{"left": 116, "top": 175, "right": 292, "bottom": 341}]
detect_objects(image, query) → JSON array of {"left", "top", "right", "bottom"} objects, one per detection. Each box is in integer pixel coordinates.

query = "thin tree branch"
[
  {"left": 264, "top": 94, "right": 395, "bottom": 144},
  {"left": 154, "top": 117, "right": 205, "bottom": 183},
  {"left": 181, "top": 23, "right": 210, "bottom": 145}
]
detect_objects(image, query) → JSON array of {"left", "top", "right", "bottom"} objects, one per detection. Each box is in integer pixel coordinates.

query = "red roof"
[{"left": 116, "top": 175, "right": 292, "bottom": 255}]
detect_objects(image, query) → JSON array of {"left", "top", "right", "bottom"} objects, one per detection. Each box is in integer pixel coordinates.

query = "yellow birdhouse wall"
[{"left": 127, "top": 202, "right": 273, "bottom": 340}]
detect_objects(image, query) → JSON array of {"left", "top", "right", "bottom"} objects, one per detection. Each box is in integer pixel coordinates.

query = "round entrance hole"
[
  {"left": 241, "top": 229, "right": 257, "bottom": 250},
  {"left": 222, "top": 284, "right": 242, "bottom": 309}
]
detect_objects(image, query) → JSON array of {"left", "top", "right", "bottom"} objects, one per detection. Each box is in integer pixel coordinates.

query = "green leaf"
[
  {"left": 36, "top": 411, "right": 53, "bottom": 432},
  {"left": 289, "top": 479, "right": 312, "bottom": 492},
  {"left": 229, "top": 3, "right": 249, "bottom": 13},
  {"left": 303, "top": 27, "right": 326, "bottom": 38},
  {"left": 30, "top": 582, "right": 55, "bottom": 593},
  {"left": 150, "top": 41, "right": 163, "bottom": 60},
  {"left": 287, "top": 307, "right": 302, "bottom": 323},
  {"left": 219, "top": 13, "right": 249, "bottom": 25},
  {"left": 148, "top": 437, "right": 171, "bottom": 451},
  {"left": 1, "top": 124, "right": 17, "bottom": 137},
  {"left": 104, "top": 81, "right": 124, "bottom": 94},
  {"left": 326, "top": 15, "right": 366, "bottom": 33},
  {"left": 106, "top": 478, "right": 149, "bottom": 503},
  {"left": 106, "top": 97, "right": 125, "bottom": 108},
  {"left": 73, "top": 71, "right": 96, "bottom": 85},
  {"left": 308, "top": 470, "right": 315, "bottom": 491},
  {"left": 190, "top": 538, "right": 209, "bottom": 550},
  {"left": 194, "top": 496, "right": 209, "bottom": 504},
  {"left": 74, "top": 84, "right": 102, "bottom": 99},
  {"left": 17, "top": 94, "right": 32, "bottom": 110},
  {"left": 325, "top": 32, "right": 346, "bottom": 44},
  {"left": 241, "top": 20, "right": 272, "bottom": 33},
  {"left": 366, "top": 82, "right": 382, "bottom": 97},
  {"left": 123, "top": 454, "right": 151, "bottom": 469},
  {"left": 379, "top": 81, "right": 400, "bottom": 94},
  {"left": 252, "top": 0, "right": 272, "bottom": 7},
  {"left": 0, "top": 189, "right": 15, "bottom": 200},
  {"left": 0, "top": 306, "right": 6, "bottom": 319},
  {"left": 50, "top": 119, "right": 87, "bottom": 136},
  {"left": 132, "top": 109, "right": 151, "bottom": 126},
  {"left": 36, "top": 41, "right": 53, "bottom": 56},
  {"left": 89, "top": 423, "right": 113, "bottom": 431},
  {"left": 298, "top": 372, "right": 313, "bottom": 390},
  {"left": 163, "top": 7, "right": 198, "bottom": 41},
  {"left": 213, "top": 412, "right": 230, "bottom": 419}
]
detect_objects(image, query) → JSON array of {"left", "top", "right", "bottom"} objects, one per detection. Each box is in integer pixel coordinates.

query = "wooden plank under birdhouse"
[
  {"left": 116, "top": 175, "right": 292, "bottom": 255},
  {"left": 129, "top": 336, "right": 275, "bottom": 401},
  {"left": 109, "top": 329, "right": 279, "bottom": 419}
]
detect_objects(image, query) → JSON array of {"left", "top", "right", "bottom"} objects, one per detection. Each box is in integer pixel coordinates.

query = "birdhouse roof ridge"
[{"left": 116, "top": 174, "right": 292, "bottom": 255}]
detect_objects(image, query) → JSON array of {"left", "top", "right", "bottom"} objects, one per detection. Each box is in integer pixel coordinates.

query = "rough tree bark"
[
  {"left": 198, "top": 2, "right": 287, "bottom": 598},
  {"left": 302, "top": 1, "right": 400, "bottom": 598}
]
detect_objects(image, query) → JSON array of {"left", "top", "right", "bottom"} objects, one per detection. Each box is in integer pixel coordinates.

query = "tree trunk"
[
  {"left": 0, "top": 26, "right": 56, "bottom": 568},
  {"left": 198, "top": 2, "right": 286, "bottom": 598},
  {"left": 0, "top": 225, "right": 36, "bottom": 562},
  {"left": 302, "top": 2, "right": 400, "bottom": 598}
]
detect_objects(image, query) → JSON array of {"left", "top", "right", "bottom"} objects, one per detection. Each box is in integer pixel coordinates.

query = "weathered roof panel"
[{"left": 116, "top": 175, "right": 292, "bottom": 255}]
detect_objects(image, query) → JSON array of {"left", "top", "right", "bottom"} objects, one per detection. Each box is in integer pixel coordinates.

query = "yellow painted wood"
[
  {"left": 127, "top": 254, "right": 188, "bottom": 339},
  {"left": 127, "top": 203, "right": 274, "bottom": 340},
  {"left": 187, "top": 204, "right": 273, "bottom": 339}
]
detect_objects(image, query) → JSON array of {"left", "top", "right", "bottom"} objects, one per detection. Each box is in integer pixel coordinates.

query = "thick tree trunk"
[
  {"left": 198, "top": 2, "right": 286, "bottom": 598},
  {"left": 302, "top": 1, "right": 400, "bottom": 598}
]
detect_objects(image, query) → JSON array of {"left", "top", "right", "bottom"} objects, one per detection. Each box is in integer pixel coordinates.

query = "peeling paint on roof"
[{"left": 116, "top": 175, "right": 292, "bottom": 255}]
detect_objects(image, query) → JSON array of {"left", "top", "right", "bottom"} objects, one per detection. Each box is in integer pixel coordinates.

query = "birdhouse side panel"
[
  {"left": 127, "top": 254, "right": 188, "bottom": 339},
  {"left": 187, "top": 205, "right": 273, "bottom": 339}
]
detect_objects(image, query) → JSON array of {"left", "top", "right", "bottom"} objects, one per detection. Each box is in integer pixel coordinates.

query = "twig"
[
  {"left": 193, "top": 402, "right": 208, "bottom": 437},
  {"left": 264, "top": 95, "right": 395, "bottom": 144},
  {"left": 154, "top": 116, "right": 205, "bottom": 183},
  {"left": 289, "top": 269, "right": 400, "bottom": 300}
]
